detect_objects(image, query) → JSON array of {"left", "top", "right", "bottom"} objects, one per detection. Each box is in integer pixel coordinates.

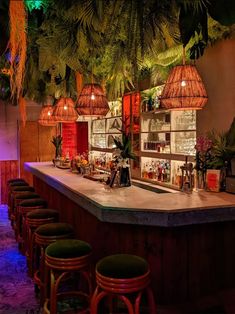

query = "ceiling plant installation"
[{"left": 0, "top": 0, "right": 234, "bottom": 107}]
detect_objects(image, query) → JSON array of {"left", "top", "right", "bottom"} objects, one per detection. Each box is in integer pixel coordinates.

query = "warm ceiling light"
[
  {"left": 53, "top": 97, "right": 78, "bottom": 123},
  {"left": 76, "top": 83, "right": 109, "bottom": 116},
  {"left": 161, "top": 65, "right": 208, "bottom": 110},
  {"left": 181, "top": 80, "right": 186, "bottom": 87},
  {"left": 38, "top": 104, "right": 57, "bottom": 126},
  {"left": 161, "top": 47, "right": 208, "bottom": 110}
]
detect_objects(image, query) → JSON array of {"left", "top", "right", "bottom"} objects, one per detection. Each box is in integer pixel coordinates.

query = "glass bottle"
[{"left": 142, "top": 163, "right": 148, "bottom": 179}]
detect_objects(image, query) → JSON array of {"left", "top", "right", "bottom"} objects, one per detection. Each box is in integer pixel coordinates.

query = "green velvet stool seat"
[
  {"left": 8, "top": 180, "right": 28, "bottom": 188},
  {"left": 17, "top": 198, "right": 48, "bottom": 252},
  {"left": 25, "top": 209, "right": 59, "bottom": 277},
  {"left": 44, "top": 239, "right": 92, "bottom": 314},
  {"left": 7, "top": 178, "right": 26, "bottom": 184},
  {"left": 34, "top": 223, "right": 74, "bottom": 305},
  {"left": 90, "top": 254, "right": 157, "bottom": 314},
  {"left": 11, "top": 185, "right": 35, "bottom": 192}
]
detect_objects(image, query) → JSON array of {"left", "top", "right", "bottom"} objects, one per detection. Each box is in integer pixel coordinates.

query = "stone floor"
[{"left": 0, "top": 204, "right": 40, "bottom": 314}]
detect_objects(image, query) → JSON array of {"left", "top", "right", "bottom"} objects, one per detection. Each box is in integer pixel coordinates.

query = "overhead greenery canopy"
[{"left": 0, "top": 0, "right": 235, "bottom": 103}]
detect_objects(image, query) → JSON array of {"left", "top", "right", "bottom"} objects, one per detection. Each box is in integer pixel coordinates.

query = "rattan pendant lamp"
[
  {"left": 76, "top": 80, "right": 109, "bottom": 116},
  {"left": 53, "top": 97, "right": 78, "bottom": 123},
  {"left": 38, "top": 103, "right": 57, "bottom": 126},
  {"left": 160, "top": 48, "right": 208, "bottom": 110}
]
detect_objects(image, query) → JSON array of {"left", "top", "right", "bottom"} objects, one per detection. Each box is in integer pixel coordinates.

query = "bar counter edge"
[{"left": 24, "top": 161, "right": 235, "bottom": 227}]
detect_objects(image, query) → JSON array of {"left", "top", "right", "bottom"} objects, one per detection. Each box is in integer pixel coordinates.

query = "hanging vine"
[{"left": 9, "top": 0, "right": 27, "bottom": 101}]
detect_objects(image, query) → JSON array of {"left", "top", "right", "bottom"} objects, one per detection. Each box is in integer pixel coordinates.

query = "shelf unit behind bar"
[
  {"left": 139, "top": 109, "right": 196, "bottom": 188},
  {"left": 89, "top": 92, "right": 197, "bottom": 189}
]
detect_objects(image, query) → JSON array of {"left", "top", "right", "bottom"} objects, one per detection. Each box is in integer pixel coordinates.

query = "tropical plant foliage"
[
  {"left": 113, "top": 133, "right": 136, "bottom": 160},
  {"left": 0, "top": 0, "right": 235, "bottom": 102},
  {"left": 208, "top": 118, "right": 235, "bottom": 170},
  {"left": 51, "top": 134, "right": 63, "bottom": 157}
]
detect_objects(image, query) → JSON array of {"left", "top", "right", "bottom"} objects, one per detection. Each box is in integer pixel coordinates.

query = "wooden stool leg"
[
  {"left": 81, "top": 270, "right": 93, "bottom": 299},
  {"left": 39, "top": 248, "right": 46, "bottom": 306},
  {"left": 49, "top": 269, "right": 57, "bottom": 314},
  {"left": 43, "top": 262, "right": 50, "bottom": 305},
  {"left": 26, "top": 227, "right": 33, "bottom": 276},
  {"left": 90, "top": 288, "right": 108, "bottom": 314},
  {"left": 146, "top": 287, "right": 157, "bottom": 314},
  {"left": 134, "top": 291, "right": 143, "bottom": 314},
  {"left": 119, "top": 295, "right": 134, "bottom": 314},
  {"left": 20, "top": 215, "right": 27, "bottom": 254}
]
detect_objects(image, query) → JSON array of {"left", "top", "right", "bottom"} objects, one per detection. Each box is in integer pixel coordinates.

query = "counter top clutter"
[{"left": 24, "top": 162, "right": 235, "bottom": 227}]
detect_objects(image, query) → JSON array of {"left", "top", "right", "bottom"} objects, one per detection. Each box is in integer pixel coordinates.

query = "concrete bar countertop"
[{"left": 25, "top": 161, "right": 235, "bottom": 227}]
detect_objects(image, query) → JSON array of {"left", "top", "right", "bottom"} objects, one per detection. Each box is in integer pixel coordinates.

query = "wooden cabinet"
[{"left": 19, "top": 121, "right": 56, "bottom": 184}]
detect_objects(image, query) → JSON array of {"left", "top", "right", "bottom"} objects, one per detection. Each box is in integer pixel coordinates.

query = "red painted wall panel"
[
  {"left": 77, "top": 122, "right": 88, "bottom": 154},
  {"left": 62, "top": 123, "right": 77, "bottom": 158}
]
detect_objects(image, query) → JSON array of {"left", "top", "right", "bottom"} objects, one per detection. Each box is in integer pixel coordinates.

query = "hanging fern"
[{"left": 23, "top": 0, "right": 235, "bottom": 102}]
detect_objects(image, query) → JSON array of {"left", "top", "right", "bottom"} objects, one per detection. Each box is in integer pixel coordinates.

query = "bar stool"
[
  {"left": 34, "top": 223, "right": 74, "bottom": 305},
  {"left": 8, "top": 181, "right": 30, "bottom": 215},
  {"left": 8, "top": 186, "right": 35, "bottom": 219},
  {"left": 44, "top": 239, "right": 92, "bottom": 314},
  {"left": 25, "top": 208, "right": 59, "bottom": 277},
  {"left": 11, "top": 192, "right": 40, "bottom": 232},
  {"left": 7, "top": 179, "right": 28, "bottom": 194},
  {"left": 17, "top": 198, "right": 48, "bottom": 252},
  {"left": 90, "top": 254, "right": 157, "bottom": 314}
]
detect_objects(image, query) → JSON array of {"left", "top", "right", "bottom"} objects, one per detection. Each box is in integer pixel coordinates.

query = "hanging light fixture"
[
  {"left": 53, "top": 97, "right": 78, "bottom": 123},
  {"left": 160, "top": 48, "right": 208, "bottom": 110},
  {"left": 38, "top": 104, "right": 57, "bottom": 126},
  {"left": 76, "top": 83, "right": 109, "bottom": 116}
]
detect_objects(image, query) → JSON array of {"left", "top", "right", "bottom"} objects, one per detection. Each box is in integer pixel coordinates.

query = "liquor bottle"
[
  {"left": 142, "top": 163, "right": 148, "bottom": 179},
  {"left": 158, "top": 163, "right": 162, "bottom": 181},
  {"left": 148, "top": 168, "right": 154, "bottom": 179},
  {"left": 175, "top": 166, "right": 181, "bottom": 186}
]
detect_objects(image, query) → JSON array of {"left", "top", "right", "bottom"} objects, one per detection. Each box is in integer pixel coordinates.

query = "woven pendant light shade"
[
  {"left": 76, "top": 83, "right": 109, "bottom": 116},
  {"left": 160, "top": 65, "right": 208, "bottom": 110},
  {"left": 38, "top": 104, "right": 57, "bottom": 126},
  {"left": 53, "top": 97, "right": 78, "bottom": 123}
]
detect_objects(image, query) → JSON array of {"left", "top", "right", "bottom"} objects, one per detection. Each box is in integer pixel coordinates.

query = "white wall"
[{"left": 196, "top": 39, "right": 235, "bottom": 135}]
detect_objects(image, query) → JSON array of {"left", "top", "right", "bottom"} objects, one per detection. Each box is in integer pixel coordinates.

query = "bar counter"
[
  {"left": 24, "top": 162, "right": 235, "bottom": 227},
  {"left": 25, "top": 162, "right": 235, "bottom": 307}
]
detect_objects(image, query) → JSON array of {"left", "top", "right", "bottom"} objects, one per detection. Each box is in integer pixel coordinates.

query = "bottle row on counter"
[
  {"left": 143, "top": 141, "right": 170, "bottom": 153},
  {"left": 90, "top": 152, "right": 196, "bottom": 189},
  {"left": 141, "top": 161, "right": 195, "bottom": 188},
  {"left": 141, "top": 161, "right": 171, "bottom": 183}
]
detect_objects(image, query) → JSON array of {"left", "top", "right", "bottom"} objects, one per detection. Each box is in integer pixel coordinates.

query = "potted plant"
[
  {"left": 194, "top": 136, "right": 213, "bottom": 189},
  {"left": 207, "top": 118, "right": 235, "bottom": 189},
  {"left": 112, "top": 133, "right": 136, "bottom": 187},
  {"left": 141, "top": 87, "right": 157, "bottom": 112},
  {"left": 51, "top": 135, "right": 63, "bottom": 160}
]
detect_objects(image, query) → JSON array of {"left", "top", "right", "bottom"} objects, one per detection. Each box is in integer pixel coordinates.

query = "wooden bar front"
[{"left": 26, "top": 162, "right": 235, "bottom": 307}]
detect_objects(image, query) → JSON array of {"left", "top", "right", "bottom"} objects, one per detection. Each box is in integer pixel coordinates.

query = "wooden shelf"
[
  {"left": 141, "top": 108, "right": 170, "bottom": 114},
  {"left": 90, "top": 147, "right": 114, "bottom": 153}
]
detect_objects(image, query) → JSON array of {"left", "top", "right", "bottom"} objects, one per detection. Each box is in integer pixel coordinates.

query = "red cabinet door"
[{"left": 76, "top": 122, "right": 88, "bottom": 154}]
